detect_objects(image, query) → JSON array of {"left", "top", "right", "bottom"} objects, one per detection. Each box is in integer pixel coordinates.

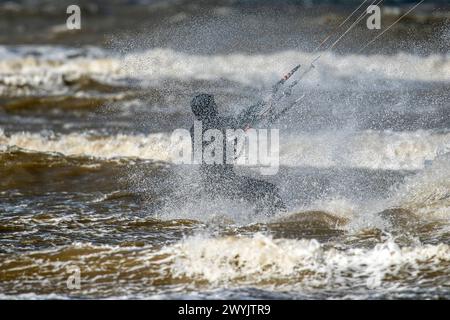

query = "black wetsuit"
[{"left": 189, "top": 102, "right": 285, "bottom": 215}]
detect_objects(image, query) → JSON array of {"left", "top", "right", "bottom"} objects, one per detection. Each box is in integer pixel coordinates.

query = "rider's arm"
[{"left": 236, "top": 101, "right": 265, "bottom": 129}]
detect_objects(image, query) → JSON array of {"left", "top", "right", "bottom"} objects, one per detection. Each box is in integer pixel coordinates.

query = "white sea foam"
[
  {"left": 2, "top": 235, "right": 449, "bottom": 297},
  {"left": 1, "top": 46, "right": 449, "bottom": 96},
  {"left": 281, "top": 130, "right": 450, "bottom": 170},
  {"left": 123, "top": 49, "right": 450, "bottom": 87},
  {"left": 13, "top": 234, "right": 443, "bottom": 291},
  {"left": 0, "top": 46, "right": 122, "bottom": 96},
  {"left": 1, "top": 130, "right": 448, "bottom": 171},
  {"left": 0, "top": 131, "right": 175, "bottom": 161},
  {"left": 166, "top": 233, "right": 450, "bottom": 288}
]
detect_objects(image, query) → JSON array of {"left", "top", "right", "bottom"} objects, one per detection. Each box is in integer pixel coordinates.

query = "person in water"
[{"left": 189, "top": 93, "right": 286, "bottom": 216}]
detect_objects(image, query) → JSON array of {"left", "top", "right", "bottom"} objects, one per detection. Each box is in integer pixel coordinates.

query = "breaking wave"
[
  {"left": 0, "top": 46, "right": 121, "bottom": 96},
  {"left": 1, "top": 129, "right": 448, "bottom": 170},
  {"left": 0, "top": 131, "right": 175, "bottom": 161},
  {"left": 166, "top": 233, "right": 450, "bottom": 290},
  {"left": 390, "top": 153, "right": 450, "bottom": 218},
  {"left": 282, "top": 130, "right": 450, "bottom": 170},
  {"left": 1, "top": 234, "right": 449, "bottom": 297},
  {"left": 122, "top": 49, "right": 450, "bottom": 87},
  {"left": 1, "top": 46, "right": 449, "bottom": 96}
]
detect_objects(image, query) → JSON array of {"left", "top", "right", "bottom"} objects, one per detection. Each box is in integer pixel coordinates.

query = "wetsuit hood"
[{"left": 191, "top": 93, "right": 219, "bottom": 120}]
